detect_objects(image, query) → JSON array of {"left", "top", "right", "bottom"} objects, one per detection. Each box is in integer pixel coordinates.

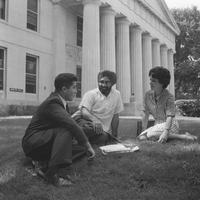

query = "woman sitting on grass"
[{"left": 138, "top": 66, "right": 197, "bottom": 143}]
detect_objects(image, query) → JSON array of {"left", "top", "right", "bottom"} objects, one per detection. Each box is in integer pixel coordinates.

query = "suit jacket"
[{"left": 22, "top": 92, "right": 88, "bottom": 154}]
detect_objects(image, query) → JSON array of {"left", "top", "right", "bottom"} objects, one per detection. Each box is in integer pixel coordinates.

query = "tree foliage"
[
  {"left": 175, "top": 60, "right": 200, "bottom": 98},
  {"left": 172, "top": 6, "right": 200, "bottom": 64},
  {"left": 171, "top": 7, "right": 200, "bottom": 99}
]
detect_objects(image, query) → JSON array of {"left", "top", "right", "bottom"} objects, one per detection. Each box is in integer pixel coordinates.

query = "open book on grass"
[{"left": 99, "top": 143, "right": 139, "bottom": 155}]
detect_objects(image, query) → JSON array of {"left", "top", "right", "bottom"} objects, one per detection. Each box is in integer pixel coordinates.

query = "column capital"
[
  {"left": 152, "top": 38, "right": 160, "bottom": 43},
  {"left": 168, "top": 48, "right": 174, "bottom": 53},
  {"left": 100, "top": 6, "right": 116, "bottom": 16},
  {"left": 51, "top": 0, "right": 62, "bottom": 4},
  {"left": 116, "top": 17, "right": 130, "bottom": 25},
  {"left": 83, "top": 0, "right": 101, "bottom": 6},
  {"left": 142, "top": 31, "right": 152, "bottom": 38},
  {"left": 130, "top": 25, "right": 142, "bottom": 33},
  {"left": 160, "top": 44, "right": 167, "bottom": 48}
]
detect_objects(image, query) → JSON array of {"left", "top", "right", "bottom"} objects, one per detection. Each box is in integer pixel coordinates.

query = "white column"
[
  {"left": 82, "top": 0, "right": 101, "bottom": 95},
  {"left": 168, "top": 49, "right": 175, "bottom": 95},
  {"left": 116, "top": 18, "right": 131, "bottom": 103},
  {"left": 160, "top": 44, "right": 168, "bottom": 68},
  {"left": 130, "top": 25, "right": 143, "bottom": 114},
  {"left": 142, "top": 32, "right": 152, "bottom": 94},
  {"left": 152, "top": 39, "right": 160, "bottom": 67},
  {"left": 100, "top": 7, "right": 116, "bottom": 72},
  {"left": 52, "top": 3, "right": 66, "bottom": 76}
]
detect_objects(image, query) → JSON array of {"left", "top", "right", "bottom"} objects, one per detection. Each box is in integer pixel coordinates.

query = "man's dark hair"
[
  {"left": 98, "top": 70, "right": 117, "bottom": 85},
  {"left": 149, "top": 66, "right": 171, "bottom": 89},
  {"left": 54, "top": 73, "right": 77, "bottom": 91}
]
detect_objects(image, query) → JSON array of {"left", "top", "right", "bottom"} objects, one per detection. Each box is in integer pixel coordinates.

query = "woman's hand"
[
  {"left": 85, "top": 142, "right": 95, "bottom": 161},
  {"left": 158, "top": 130, "right": 169, "bottom": 143},
  {"left": 158, "top": 116, "right": 172, "bottom": 143}
]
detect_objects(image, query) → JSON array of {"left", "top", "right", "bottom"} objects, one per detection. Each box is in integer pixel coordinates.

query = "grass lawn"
[{"left": 0, "top": 118, "right": 200, "bottom": 200}]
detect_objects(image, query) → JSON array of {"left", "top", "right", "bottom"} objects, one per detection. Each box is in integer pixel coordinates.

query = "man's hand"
[
  {"left": 94, "top": 123, "right": 104, "bottom": 135},
  {"left": 158, "top": 130, "right": 169, "bottom": 143},
  {"left": 112, "top": 132, "right": 118, "bottom": 138},
  {"left": 85, "top": 142, "right": 95, "bottom": 161}
]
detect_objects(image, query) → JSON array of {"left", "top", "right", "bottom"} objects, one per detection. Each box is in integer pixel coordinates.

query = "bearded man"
[{"left": 72, "top": 70, "right": 123, "bottom": 145}]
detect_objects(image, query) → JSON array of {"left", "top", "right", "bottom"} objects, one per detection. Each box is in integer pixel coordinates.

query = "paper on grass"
[{"left": 99, "top": 143, "right": 139, "bottom": 155}]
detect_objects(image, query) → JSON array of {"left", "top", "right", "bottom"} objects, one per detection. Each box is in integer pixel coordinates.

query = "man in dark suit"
[{"left": 22, "top": 73, "right": 95, "bottom": 186}]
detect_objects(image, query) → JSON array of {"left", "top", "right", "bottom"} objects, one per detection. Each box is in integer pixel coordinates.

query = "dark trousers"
[
  {"left": 73, "top": 113, "right": 109, "bottom": 145},
  {"left": 80, "top": 124, "right": 109, "bottom": 145},
  {"left": 26, "top": 128, "right": 86, "bottom": 168}
]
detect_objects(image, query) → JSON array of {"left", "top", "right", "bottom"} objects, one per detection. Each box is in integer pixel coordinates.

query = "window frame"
[
  {"left": 27, "top": 0, "right": 39, "bottom": 32},
  {"left": 0, "top": 47, "right": 6, "bottom": 93},
  {"left": 0, "top": 0, "right": 7, "bottom": 21},
  {"left": 77, "top": 16, "right": 83, "bottom": 47},
  {"left": 25, "top": 54, "right": 38, "bottom": 94},
  {"left": 76, "top": 65, "right": 82, "bottom": 98}
]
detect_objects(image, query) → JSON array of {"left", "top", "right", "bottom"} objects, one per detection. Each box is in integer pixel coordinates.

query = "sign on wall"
[{"left": 9, "top": 88, "right": 23, "bottom": 93}]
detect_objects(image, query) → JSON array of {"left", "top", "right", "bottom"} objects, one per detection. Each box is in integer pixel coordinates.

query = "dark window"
[
  {"left": 0, "top": 0, "right": 6, "bottom": 20},
  {"left": 77, "top": 16, "right": 83, "bottom": 47},
  {"left": 0, "top": 48, "right": 5, "bottom": 90},
  {"left": 76, "top": 65, "right": 82, "bottom": 98},
  {"left": 26, "top": 55, "right": 37, "bottom": 93},
  {"left": 27, "top": 0, "right": 38, "bottom": 31}
]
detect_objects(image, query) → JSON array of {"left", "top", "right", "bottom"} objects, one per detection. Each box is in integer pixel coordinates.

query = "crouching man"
[{"left": 22, "top": 73, "right": 95, "bottom": 186}]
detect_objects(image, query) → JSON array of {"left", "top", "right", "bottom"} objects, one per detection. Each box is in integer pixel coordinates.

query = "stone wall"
[
  {"left": 0, "top": 105, "right": 38, "bottom": 116},
  {"left": 0, "top": 103, "right": 79, "bottom": 116}
]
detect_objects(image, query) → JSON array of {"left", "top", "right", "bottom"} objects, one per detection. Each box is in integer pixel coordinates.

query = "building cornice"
[
  {"left": 51, "top": 0, "right": 180, "bottom": 36},
  {"left": 51, "top": 0, "right": 83, "bottom": 6},
  {"left": 137, "top": 0, "right": 180, "bottom": 35},
  {"left": 159, "top": 0, "right": 180, "bottom": 34},
  {"left": 51, "top": 0, "right": 62, "bottom": 4}
]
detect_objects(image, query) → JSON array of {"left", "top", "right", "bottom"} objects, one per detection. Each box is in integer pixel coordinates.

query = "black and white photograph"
[{"left": 0, "top": 0, "right": 200, "bottom": 199}]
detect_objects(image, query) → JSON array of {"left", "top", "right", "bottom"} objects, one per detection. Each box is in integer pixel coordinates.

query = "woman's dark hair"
[
  {"left": 149, "top": 66, "right": 171, "bottom": 89},
  {"left": 98, "top": 70, "right": 117, "bottom": 85},
  {"left": 54, "top": 73, "right": 77, "bottom": 91}
]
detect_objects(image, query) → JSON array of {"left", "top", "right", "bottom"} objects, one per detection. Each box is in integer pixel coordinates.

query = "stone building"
[{"left": 0, "top": 0, "right": 179, "bottom": 115}]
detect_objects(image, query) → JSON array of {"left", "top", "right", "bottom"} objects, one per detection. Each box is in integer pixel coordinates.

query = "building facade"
[{"left": 0, "top": 0, "right": 179, "bottom": 115}]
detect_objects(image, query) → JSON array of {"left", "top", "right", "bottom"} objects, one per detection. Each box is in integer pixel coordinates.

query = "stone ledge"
[
  {"left": 0, "top": 113, "right": 199, "bottom": 139},
  {"left": 118, "top": 116, "right": 200, "bottom": 138}
]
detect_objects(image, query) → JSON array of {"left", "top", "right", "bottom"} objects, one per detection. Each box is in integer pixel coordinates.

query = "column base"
[
  {"left": 120, "top": 102, "right": 135, "bottom": 116},
  {"left": 120, "top": 101, "right": 143, "bottom": 116}
]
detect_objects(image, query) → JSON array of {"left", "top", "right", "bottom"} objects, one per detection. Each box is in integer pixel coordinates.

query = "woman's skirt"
[{"left": 139, "top": 118, "right": 179, "bottom": 139}]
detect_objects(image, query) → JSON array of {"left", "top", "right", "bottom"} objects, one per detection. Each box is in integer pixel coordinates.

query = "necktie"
[{"left": 65, "top": 104, "right": 69, "bottom": 113}]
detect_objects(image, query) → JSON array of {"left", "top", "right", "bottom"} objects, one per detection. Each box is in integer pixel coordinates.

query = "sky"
[{"left": 165, "top": 0, "right": 200, "bottom": 9}]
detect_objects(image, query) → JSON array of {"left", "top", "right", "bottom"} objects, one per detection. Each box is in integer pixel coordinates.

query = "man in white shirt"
[{"left": 73, "top": 70, "right": 123, "bottom": 145}]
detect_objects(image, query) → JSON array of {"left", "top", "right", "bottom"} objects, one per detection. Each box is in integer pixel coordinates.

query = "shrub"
[{"left": 176, "top": 99, "right": 200, "bottom": 117}]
